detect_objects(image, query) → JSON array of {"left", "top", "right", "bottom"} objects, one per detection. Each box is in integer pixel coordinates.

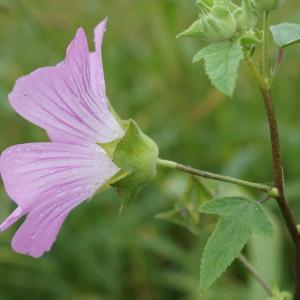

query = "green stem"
[
  {"left": 238, "top": 254, "right": 273, "bottom": 297},
  {"left": 157, "top": 158, "right": 278, "bottom": 196},
  {"left": 262, "top": 11, "right": 271, "bottom": 79}
]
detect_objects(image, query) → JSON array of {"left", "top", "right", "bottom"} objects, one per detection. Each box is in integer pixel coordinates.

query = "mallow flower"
[{"left": 0, "top": 19, "right": 158, "bottom": 257}]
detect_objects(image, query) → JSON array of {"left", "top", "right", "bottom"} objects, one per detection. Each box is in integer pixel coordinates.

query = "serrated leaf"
[
  {"left": 193, "top": 41, "right": 244, "bottom": 97},
  {"left": 200, "top": 215, "right": 251, "bottom": 290},
  {"left": 199, "top": 197, "right": 273, "bottom": 291},
  {"left": 270, "top": 23, "right": 300, "bottom": 48},
  {"left": 199, "top": 196, "right": 248, "bottom": 216}
]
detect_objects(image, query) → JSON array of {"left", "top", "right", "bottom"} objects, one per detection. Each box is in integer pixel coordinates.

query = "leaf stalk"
[{"left": 157, "top": 158, "right": 277, "bottom": 196}]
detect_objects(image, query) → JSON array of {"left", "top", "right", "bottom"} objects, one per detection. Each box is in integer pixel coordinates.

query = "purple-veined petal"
[
  {"left": 90, "top": 18, "right": 107, "bottom": 98},
  {"left": 9, "top": 20, "right": 124, "bottom": 145},
  {"left": 0, "top": 142, "right": 119, "bottom": 257}
]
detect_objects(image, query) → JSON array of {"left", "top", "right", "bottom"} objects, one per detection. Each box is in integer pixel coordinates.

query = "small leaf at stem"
[
  {"left": 193, "top": 40, "right": 244, "bottom": 97},
  {"left": 270, "top": 23, "right": 300, "bottom": 48},
  {"left": 156, "top": 176, "right": 212, "bottom": 235},
  {"left": 199, "top": 197, "right": 273, "bottom": 291}
]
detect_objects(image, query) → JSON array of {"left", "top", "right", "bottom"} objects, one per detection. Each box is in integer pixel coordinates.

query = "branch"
[
  {"left": 157, "top": 158, "right": 278, "bottom": 196},
  {"left": 238, "top": 254, "right": 273, "bottom": 297},
  {"left": 248, "top": 13, "right": 300, "bottom": 299}
]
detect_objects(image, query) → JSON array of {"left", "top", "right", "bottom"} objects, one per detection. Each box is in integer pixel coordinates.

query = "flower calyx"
[{"left": 100, "top": 120, "right": 159, "bottom": 207}]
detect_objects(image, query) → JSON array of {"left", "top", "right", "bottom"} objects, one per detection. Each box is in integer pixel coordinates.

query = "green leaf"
[
  {"left": 156, "top": 208, "right": 200, "bottom": 235},
  {"left": 270, "top": 23, "right": 300, "bottom": 48},
  {"left": 199, "top": 197, "right": 273, "bottom": 291},
  {"left": 179, "top": 176, "right": 213, "bottom": 209},
  {"left": 193, "top": 41, "right": 244, "bottom": 97},
  {"left": 156, "top": 176, "right": 212, "bottom": 235}
]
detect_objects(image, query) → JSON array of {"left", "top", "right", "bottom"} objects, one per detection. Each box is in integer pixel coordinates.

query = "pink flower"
[{"left": 0, "top": 19, "right": 125, "bottom": 257}]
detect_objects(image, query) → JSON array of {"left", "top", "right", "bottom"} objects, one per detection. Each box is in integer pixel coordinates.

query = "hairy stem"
[
  {"left": 157, "top": 158, "right": 278, "bottom": 196},
  {"left": 252, "top": 14, "right": 300, "bottom": 298},
  {"left": 260, "top": 87, "right": 300, "bottom": 299},
  {"left": 262, "top": 12, "right": 271, "bottom": 79},
  {"left": 238, "top": 254, "right": 273, "bottom": 297}
]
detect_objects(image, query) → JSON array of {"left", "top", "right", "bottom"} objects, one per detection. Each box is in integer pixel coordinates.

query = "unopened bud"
[
  {"left": 203, "top": 6, "right": 237, "bottom": 41},
  {"left": 234, "top": 0, "right": 258, "bottom": 32},
  {"left": 252, "top": 0, "right": 284, "bottom": 12},
  {"left": 178, "top": 2, "right": 237, "bottom": 42}
]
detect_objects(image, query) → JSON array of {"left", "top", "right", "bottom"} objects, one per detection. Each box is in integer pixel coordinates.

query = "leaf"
[
  {"left": 178, "top": 176, "right": 212, "bottom": 209},
  {"left": 156, "top": 176, "right": 212, "bottom": 235},
  {"left": 156, "top": 208, "right": 200, "bottom": 235},
  {"left": 199, "top": 197, "right": 273, "bottom": 291},
  {"left": 270, "top": 23, "right": 300, "bottom": 48},
  {"left": 193, "top": 41, "right": 244, "bottom": 97}
]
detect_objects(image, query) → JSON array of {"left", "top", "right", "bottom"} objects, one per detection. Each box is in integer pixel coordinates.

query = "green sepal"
[
  {"left": 239, "top": 29, "right": 263, "bottom": 47},
  {"left": 111, "top": 119, "right": 159, "bottom": 206},
  {"left": 177, "top": 19, "right": 205, "bottom": 38},
  {"left": 99, "top": 138, "right": 121, "bottom": 158},
  {"left": 97, "top": 169, "right": 130, "bottom": 193}
]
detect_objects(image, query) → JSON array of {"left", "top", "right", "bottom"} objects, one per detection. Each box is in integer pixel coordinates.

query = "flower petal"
[
  {"left": 9, "top": 22, "right": 124, "bottom": 145},
  {"left": 0, "top": 142, "right": 119, "bottom": 257},
  {"left": 11, "top": 191, "right": 85, "bottom": 257},
  {"left": 90, "top": 18, "right": 108, "bottom": 99}
]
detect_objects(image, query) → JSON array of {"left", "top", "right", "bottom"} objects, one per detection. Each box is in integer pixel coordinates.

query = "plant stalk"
[
  {"left": 157, "top": 158, "right": 277, "bottom": 196},
  {"left": 260, "top": 87, "right": 300, "bottom": 300},
  {"left": 238, "top": 254, "right": 273, "bottom": 297},
  {"left": 263, "top": 12, "right": 271, "bottom": 79},
  {"left": 255, "top": 12, "right": 300, "bottom": 299}
]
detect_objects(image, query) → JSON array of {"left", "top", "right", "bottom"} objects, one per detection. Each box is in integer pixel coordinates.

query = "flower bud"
[
  {"left": 251, "top": 0, "right": 284, "bottom": 12},
  {"left": 234, "top": 7, "right": 258, "bottom": 32},
  {"left": 202, "top": 6, "right": 237, "bottom": 41},
  {"left": 178, "top": 2, "right": 237, "bottom": 42}
]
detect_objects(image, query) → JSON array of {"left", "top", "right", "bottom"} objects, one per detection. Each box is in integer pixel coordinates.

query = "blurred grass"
[{"left": 0, "top": 0, "right": 299, "bottom": 299}]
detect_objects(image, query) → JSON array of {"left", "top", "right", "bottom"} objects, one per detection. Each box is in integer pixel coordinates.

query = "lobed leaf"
[
  {"left": 193, "top": 41, "right": 244, "bottom": 97},
  {"left": 270, "top": 23, "right": 300, "bottom": 48},
  {"left": 199, "top": 197, "right": 273, "bottom": 291}
]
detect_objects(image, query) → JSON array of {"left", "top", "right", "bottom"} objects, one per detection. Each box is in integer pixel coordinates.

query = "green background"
[{"left": 0, "top": 0, "right": 299, "bottom": 299}]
